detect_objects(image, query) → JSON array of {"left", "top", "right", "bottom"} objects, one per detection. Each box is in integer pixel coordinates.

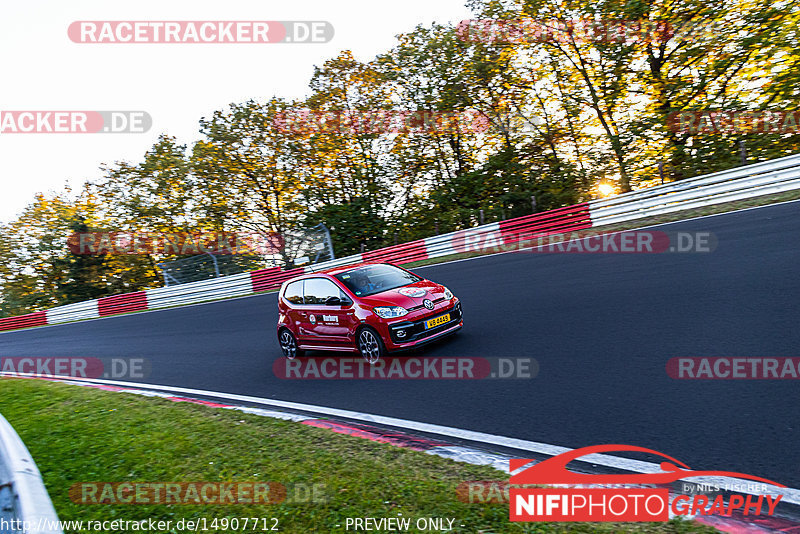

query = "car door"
[
  {"left": 283, "top": 280, "right": 316, "bottom": 343},
  {"left": 302, "top": 277, "right": 357, "bottom": 348}
]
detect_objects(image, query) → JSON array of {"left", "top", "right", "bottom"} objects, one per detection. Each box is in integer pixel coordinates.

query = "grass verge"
[{"left": 0, "top": 379, "right": 716, "bottom": 533}]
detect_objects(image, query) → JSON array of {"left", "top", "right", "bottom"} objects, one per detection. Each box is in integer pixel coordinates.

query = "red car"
[{"left": 276, "top": 262, "right": 463, "bottom": 363}]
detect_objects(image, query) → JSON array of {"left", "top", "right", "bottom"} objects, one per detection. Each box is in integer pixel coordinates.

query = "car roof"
[
  {"left": 310, "top": 262, "right": 393, "bottom": 276},
  {"left": 279, "top": 263, "right": 394, "bottom": 289}
]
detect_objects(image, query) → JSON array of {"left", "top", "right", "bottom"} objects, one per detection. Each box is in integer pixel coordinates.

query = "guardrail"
[
  {"left": 0, "top": 152, "right": 798, "bottom": 333},
  {"left": 0, "top": 414, "right": 62, "bottom": 534},
  {"left": 590, "top": 152, "right": 800, "bottom": 226}
]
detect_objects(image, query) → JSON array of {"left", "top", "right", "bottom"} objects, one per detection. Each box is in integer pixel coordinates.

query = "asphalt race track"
[{"left": 2, "top": 202, "right": 799, "bottom": 486}]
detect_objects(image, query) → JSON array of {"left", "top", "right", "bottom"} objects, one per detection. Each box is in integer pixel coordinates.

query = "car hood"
[{"left": 357, "top": 280, "right": 446, "bottom": 308}]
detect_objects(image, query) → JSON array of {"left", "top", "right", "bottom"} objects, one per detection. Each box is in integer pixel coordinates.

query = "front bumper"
[{"left": 385, "top": 301, "right": 463, "bottom": 348}]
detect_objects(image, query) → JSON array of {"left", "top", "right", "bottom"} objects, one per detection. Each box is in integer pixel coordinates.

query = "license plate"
[{"left": 425, "top": 313, "right": 450, "bottom": 329}]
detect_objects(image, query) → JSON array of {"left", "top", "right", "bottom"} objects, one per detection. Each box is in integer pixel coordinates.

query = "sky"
[{"left": 0, "top": 0, "right": 475, "bottom": 223}]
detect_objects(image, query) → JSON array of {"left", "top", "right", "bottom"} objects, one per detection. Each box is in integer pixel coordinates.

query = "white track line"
[{"left": 4, "top": 372, "right": 798, "bottom": 505}]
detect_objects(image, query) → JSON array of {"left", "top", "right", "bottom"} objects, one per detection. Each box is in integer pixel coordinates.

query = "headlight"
[
  {"left": 443, "top": 287, "right": 454, "bottom": 300},
  {"left": 373, "top": 306, "right": 408, "bottom": 319}
]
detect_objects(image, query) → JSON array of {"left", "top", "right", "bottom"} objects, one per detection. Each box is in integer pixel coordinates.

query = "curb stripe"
[
  {"left": 5, "top": 374, "right": 799, "bottom": 533},
  {"left": 4, "top": 373, "right": 799, "bottom": 505},
  {"left": 302, "top": 420, "right": 448, "bottom": 451}
]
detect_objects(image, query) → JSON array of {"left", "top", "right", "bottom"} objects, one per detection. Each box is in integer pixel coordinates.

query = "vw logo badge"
[{"left": 423, "top": 299, "right": 434, "bottom": 310}]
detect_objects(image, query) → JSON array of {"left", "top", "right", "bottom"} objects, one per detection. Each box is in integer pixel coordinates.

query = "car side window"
[
  {"left": 303, "top": 278, "right": 342, "bottom": 305},
  {"left": 284, "top": 280, "right": 304, "bottom": 305}
]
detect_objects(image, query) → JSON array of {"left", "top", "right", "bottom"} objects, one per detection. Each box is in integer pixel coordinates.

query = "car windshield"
[{"left": 334, "top": 264, "right": 421, "bottom": 297}]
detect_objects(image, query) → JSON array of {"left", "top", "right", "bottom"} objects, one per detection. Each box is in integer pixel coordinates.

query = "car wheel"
[
  {"left": 357, "top": 327, "right": 385, "bottom": 364},
  {"left": 279, "top": 329, "right": 304, "bottom": 360}
]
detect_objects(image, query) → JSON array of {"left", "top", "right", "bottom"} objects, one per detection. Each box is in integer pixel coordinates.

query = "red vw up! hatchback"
[{"left": 276, "top": 263, "right": 462, "bottom": 363}]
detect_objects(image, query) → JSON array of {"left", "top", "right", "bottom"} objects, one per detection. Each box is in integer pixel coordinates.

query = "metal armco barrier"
[
  {"left": 0, "top": 414, "right": 63, "bottom": 534},
  {"left": 97, "top": 292, "right": 148, "bottom": 317},
  {"left": 251, "top": 267, "right": 305, "bottom": 293},
  {"left": 589, "top": 152, "right": 800, "bottom": 226},
  {"left": 0, "top": 312, "right": 47, "bottom": 332},
  {"left": 0, "top": 152, "right": 798, "bottom": 333}
]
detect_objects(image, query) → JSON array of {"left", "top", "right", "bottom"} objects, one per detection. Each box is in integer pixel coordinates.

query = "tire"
[
  {"left": 278, "top": 329, "right": 304, "bottom": 360},
  {"left": 357, "top": 326, "right": 386, "bottom": 364}
]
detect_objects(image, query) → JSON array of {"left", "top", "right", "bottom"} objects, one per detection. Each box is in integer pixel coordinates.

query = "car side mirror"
[{"left": 325, "top": 296, "right": 344, "bottom": 306}]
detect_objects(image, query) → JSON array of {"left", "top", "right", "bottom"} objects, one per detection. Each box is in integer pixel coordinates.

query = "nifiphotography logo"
[{"left": 509, "top": 445, "right": 785, "bottom": 522}]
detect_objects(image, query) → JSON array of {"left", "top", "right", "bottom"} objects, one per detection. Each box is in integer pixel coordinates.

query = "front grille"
[
  {"left": 389, "top": 302, "right": 462, "bottom": 344},
  {"left": 407, "top": 297, "right": 446, "bottom": 312}
]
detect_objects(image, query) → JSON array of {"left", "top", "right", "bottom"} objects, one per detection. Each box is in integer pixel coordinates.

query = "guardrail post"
[
  {"left": 206, "top": 252, "right": 220, "bottom": 278},
  {"left": 739, "top": 139, "right": 748, "bottom": 165}
]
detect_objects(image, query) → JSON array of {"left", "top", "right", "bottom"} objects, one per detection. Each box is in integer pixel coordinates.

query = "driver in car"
[{"left": 349, "top": 271, "right": 381, "bottom": 296}]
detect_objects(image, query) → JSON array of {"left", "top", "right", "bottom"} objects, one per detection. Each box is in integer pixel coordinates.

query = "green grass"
[{"left": 0, "top": 379, "right": 716, "bottom": 533}]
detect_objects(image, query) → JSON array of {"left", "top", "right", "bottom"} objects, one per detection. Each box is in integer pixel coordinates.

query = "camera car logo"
[{"left": 509, "top": 445, "right": 785, "bottom": 522}]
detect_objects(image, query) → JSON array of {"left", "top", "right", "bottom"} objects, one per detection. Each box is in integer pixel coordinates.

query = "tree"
[{"left": 193, "top": 99, "right": 308, "bottom": 267}]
